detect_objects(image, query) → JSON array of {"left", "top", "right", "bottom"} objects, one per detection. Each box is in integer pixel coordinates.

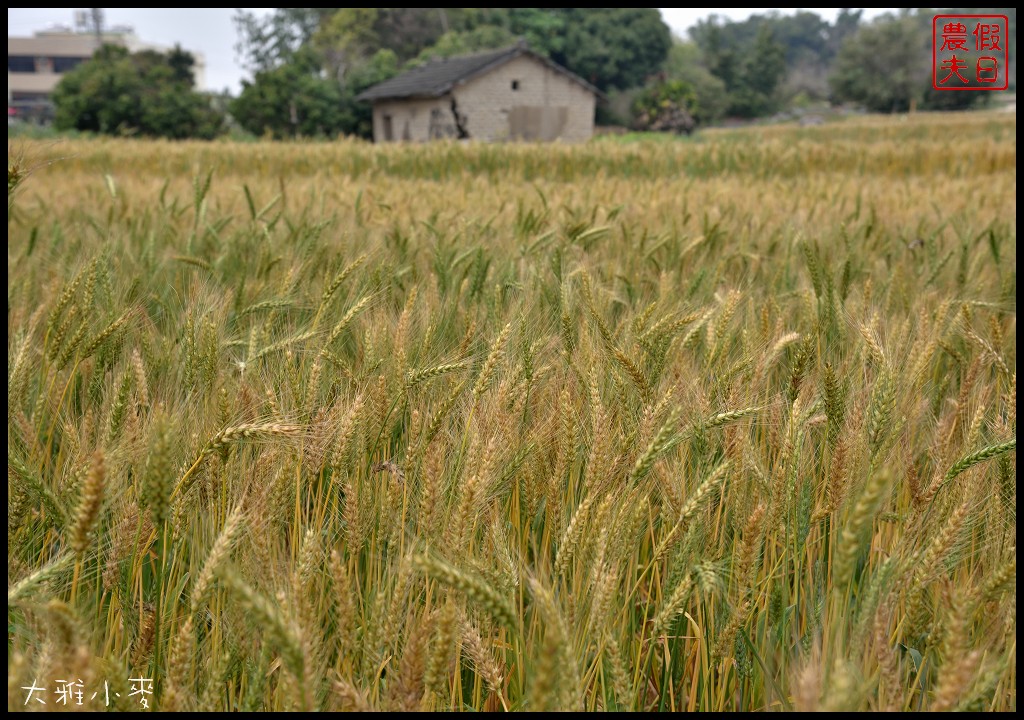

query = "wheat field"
[{"left": 7, "top": 111, "right": 1016, "bottom": 711}]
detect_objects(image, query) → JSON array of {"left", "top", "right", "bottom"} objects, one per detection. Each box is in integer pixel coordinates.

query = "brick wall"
[
  {"left": 452, "top": 55, "right": 595, "bottom": 142},
  {"left": 372, "top": 97, "right": 452, "bottom": 143},
  {"left": 371, "top": 54, "right": 596, "bottom": 143}
]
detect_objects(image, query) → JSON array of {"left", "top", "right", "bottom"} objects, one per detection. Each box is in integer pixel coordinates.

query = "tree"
[
  {"left": 493, "top": 8, "right": 568, "bottom": 58},
  {"left": 236, "top": 8, "right": 460, "bottom": 72},
  {"left": 685, "top": 10, "right": 866, "bottom": 115},
  {"left": 830, "top": 12, "right": 986, "bottom": 113},
  {"left": 166, "top": 44, "right": 199, "bottom": 85},
  {"left": 52, "top": 44, "right": 223, "bottom": 139},
  {"left": 661, "top": 41, "right": 728, "bottom": 124},
  {"left": 234, "top": 7, "right": 673, "bottom": 94},
  {"left": 411, "top": 26, "right": 517, "bottom": 65},
  {"left": 827, "top": 9, "right": 863, "bottom": 60},
  {"left": 631, "top": 76, "right": 697, "bottom": 134},
  {"left": 234, "top": 8, "right": 337, "bottom": 72},
  {"left": 830, "top": 14, "right": 923, "bottom": 112},
  {"left": 730, "top": 24, "right": 787, "bottom": 117},
  {"left": 229, "top": 51, "right": 345, "bottom": 139},
  {"left": 338, "top": 49, "right": 400, "bottom": 137},
  {"left": 693, "top": 18, "right": 787, "bottom": 118},
  {"left": 555, "top": 8, "right": 672, "bottom": 91},
  {"left": 312, "top": 8, "right": 382, "bottom": 81},
  {"left": 229, "top": 47, "right": 398, "bottom": 139}
]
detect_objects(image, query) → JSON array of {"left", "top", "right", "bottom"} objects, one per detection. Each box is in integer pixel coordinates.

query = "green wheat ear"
[
  {"left": 142, "top": 415, "right": 174, "bottom": 526},
  {"left": 71, "top": 450, "right": 105, "bottom": 556},
  {"left": 945, "top": 438, "right": 1016, "bottom": 482},
  {"left": 414, "top": 553, "right": 517, "bottom": 632}
]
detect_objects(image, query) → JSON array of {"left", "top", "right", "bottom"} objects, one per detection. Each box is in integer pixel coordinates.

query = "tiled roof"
[{"left": 356, "top": 44, "right": 602, "bottom": 102}]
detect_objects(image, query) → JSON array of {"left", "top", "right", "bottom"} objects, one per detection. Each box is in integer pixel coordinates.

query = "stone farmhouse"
[{"left": 356, "top": 42, "right": 603, "bottom": 143}]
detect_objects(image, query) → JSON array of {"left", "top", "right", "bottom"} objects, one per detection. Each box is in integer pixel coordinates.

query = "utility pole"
[{"left": 89, "top": 8, "right": 105, "bottom": 48}]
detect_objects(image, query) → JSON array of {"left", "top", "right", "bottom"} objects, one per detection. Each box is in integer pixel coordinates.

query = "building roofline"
[{"left": 356, "top": 44, "right": 606, "bottom": 103}]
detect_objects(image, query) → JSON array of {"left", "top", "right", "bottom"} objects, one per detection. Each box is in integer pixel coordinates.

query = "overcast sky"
[{"left": 8, "top": 8, "right": 894, "bottom": 94}]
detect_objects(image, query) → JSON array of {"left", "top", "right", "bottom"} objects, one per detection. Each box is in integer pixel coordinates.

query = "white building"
[{"left": 8, "top": 23, "right": 205, "bottom": 120}]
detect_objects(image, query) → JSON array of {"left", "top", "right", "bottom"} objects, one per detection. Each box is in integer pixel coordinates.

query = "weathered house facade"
[{"left": 356, "top": 44, "right": 601, "bottom": 143}]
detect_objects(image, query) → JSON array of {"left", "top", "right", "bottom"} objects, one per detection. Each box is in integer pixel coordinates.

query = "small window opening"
[{"left": 511, "top": 80, "right": 520, "bottom": 91}]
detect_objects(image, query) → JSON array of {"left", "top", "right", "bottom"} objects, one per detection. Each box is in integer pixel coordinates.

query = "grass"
[{"left": 6, "top": 110, "right": 1016, "bottom": 711}]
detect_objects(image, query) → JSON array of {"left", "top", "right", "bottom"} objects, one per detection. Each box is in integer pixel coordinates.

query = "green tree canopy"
[
  {"left": 411, "top": 26, "right": 518, "bottom": 65},
  {"left": 52, "top": 44, "right": 224, "bottom": 139},
  {"left": 234, "top": 8, "right": 673, "bottom": 94},
  {"left": 551, "top": 8, "right": 672, "bottom": 91},
  {"left": 229, "top": 47, "right": 398, "bottom": 139},
  {"left": 829, "top": 11, "right": 995, "bottom": 113},
  {"left": 660, "top": 41, "right": 728, "bottom": 124},
  {"left": 689, "top": 17, "right": 788, "bottom": 117},
  {"left": 830, "top": 13, "right": 924, "bottom": 113},
  {"left": 631, "top": 75, "right": 698, "bottom": 134}
]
